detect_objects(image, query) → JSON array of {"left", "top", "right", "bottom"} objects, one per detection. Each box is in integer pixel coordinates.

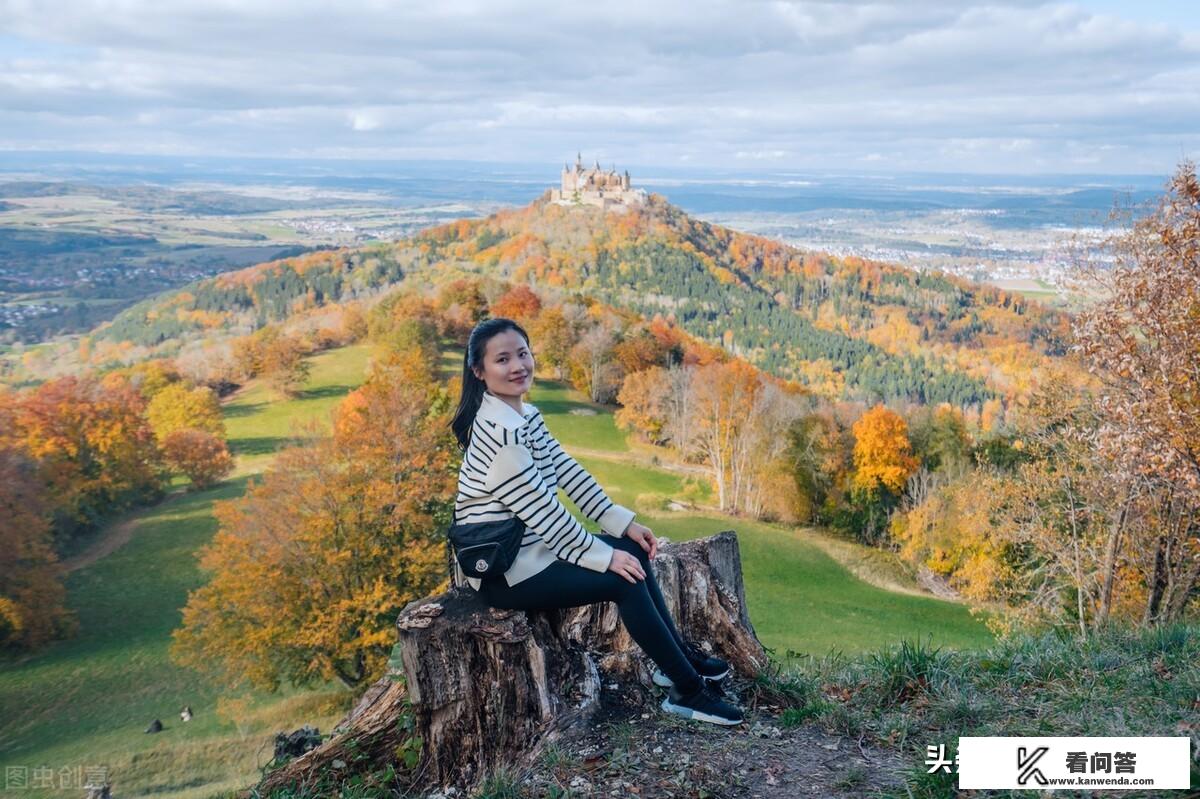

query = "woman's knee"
[
  {"left": 611, "top": 534, "right": 650, "bottom": 564},
  {"left": 613, "top": 573, "right": 653, "bottom": 607}
]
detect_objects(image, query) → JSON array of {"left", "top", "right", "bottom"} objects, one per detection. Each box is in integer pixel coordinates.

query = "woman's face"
[{"left": 473, "top": 329, "right": 534, "bottom": 400}]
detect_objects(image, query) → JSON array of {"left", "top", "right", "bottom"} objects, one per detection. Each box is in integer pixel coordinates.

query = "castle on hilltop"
[{"left": 553, "top": 153, "right": 647, "bottom": 209}]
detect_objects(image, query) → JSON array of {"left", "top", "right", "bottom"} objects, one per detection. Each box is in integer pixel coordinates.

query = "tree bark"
[{"left": 249, "top": 530, "right": 767, "bottom": 796}]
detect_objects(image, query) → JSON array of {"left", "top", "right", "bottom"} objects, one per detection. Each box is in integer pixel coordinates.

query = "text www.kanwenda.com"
[{"left": 1044, "top": 777, "right": 1155, "bottom": 786}]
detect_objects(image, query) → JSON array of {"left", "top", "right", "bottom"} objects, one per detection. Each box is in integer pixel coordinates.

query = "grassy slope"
[
  {"left": 0, "top": 342, "right": 990, "bottom": 799},
  {"left": 0, "top": 344, "right": 374, "bottom": 799},
  {"left": 532, "top": 381, "right": 992, "bottom": 659}
]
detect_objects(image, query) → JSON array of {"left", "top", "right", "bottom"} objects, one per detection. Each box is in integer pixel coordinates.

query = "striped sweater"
[{"left": 453, "top": 389, "right": 637, "bottom": 590}]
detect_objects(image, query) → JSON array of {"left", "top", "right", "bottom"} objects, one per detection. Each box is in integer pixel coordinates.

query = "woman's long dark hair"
[{"left": 451, "top": 317, "right": 531, "bottom": 452}]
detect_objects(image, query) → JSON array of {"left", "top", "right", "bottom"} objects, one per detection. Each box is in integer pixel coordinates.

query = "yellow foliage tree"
[
  {"left": 526, "top": 306, "right": 574, "bottom": 380},
  {"left": 851, "top": 404, "right": 918, "bottom": 494},
  {"left": 170, "top": 349, "right": 456, "bottom": 691},
  {"left": 889, "top": 470, "right": 1012, "bottom": 604},
  {"left": 145, "top": 382, "right": 226, "bottom": 442}
]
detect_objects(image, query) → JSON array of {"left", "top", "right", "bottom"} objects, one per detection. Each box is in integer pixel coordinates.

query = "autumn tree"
[
  {"left": 170, "top": 349, "right": 457, "bottom": 691},
  {"left": 343, "top": 301, "right": 370, "bottom": 342},
  {"left": 368, "top": 290, "right": 442, "bottom": 365},
  {"left": 526, "top": 305, "right": 575, "bottom": 380},
  {"left": 889, "top": 467, "right": 1012, "bottom": 612},
  {"left": 231, "top": 331, "right": 267, "bottom": 380},
  {"left": 7, "top": 375, "right": 164, "bottom": 545},
  {"left": 175, "top": 338, "right": 240, "bottom": 392},
  {"left": 612, "top": 328, "right": 672, "bottom": 375},
  {"left": 490, "top": 283, "right": 542, "bottom": 324},
  {"left": 436, "top": 278, "right": 490, "bottom": 339},
  {"left": 1071, "top": 159, "right": 1200, "bottom": 625},
  {"left": 732, "top": 379, "right": 805, "bottom": 520},
  {"left": 784, "top": 404, "right": 854, "bottom": 524},
  {"left": 260, "top": 332, "right": 312, "bottom": 399},
  {"left": 849, "top": 404, "right": 918, "bottom": 543},
  {"left": 0, "top": 444, "right": 78, "bottom": 652},
  {"left": 615, "top": 366, "right": 671, "bottom": 445},
  {"left": 908, "top": 404, "right": 972, "bottom": 475},
  {"left": 689, "top": 360, "right": 765, "bottom": 512},
  {"left": 645, "top": 314, "right": 687, "bottom": 367},
  {"left": 101, "top": 358, "right": 182, "bottom": 402},
  {"left": 145, "top": 382, "right": 226, "bottom": 441},
  {"left": 161, "top": 429, "right": 234, "bottom": 490},
  {"left": 853, "top": 405, "right": 918, "bottom": 494},
  {"left": 568, "top": 322, "right": 622, "bottom": 403},
  {"left": 894, "top": 365, "right": 1195, "bottom": 636},
  {"left": 659, "top": 363, "right": 701, "bottom": 460},
  {"left": 988, "top": 383, "right": 1144, "bottom": 636}
]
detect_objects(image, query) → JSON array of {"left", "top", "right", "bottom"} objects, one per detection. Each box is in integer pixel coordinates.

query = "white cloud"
[
  {"left": 0, "top": 0, "right": 1196, "bottom": 172},
  {"left": 735, "top": 150, "right": 789, "bottom": 160}
]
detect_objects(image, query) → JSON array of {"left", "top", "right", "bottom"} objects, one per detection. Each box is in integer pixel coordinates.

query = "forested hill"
[{"left": 95, "top": 191, "right": 1066, "bottom": 406}]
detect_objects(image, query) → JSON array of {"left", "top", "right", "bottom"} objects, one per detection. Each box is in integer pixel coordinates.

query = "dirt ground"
[{"left": 425, "top": 675, "right": 909, "bottom": 799}]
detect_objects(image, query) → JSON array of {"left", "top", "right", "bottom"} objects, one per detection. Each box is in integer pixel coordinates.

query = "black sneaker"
[
  {"left": 682, "top": 639, "right": 730, "bottom": 680},
  {"left": 660, "top": 682, "right": 744, "bottom": 726},
  {"left": 652, "top": 639, "right": 731, "bottom": 688},
  {"left": 652, "top": 667, "right": 725, "bottom": 688}
]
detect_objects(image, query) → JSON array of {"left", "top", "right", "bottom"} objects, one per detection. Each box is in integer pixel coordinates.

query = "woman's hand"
[
  {"left": 624, "top": 520, "right": 658, "bottom": 560},
  {"left": 607, "top": 550, "right": 646, "bottom": 583}
]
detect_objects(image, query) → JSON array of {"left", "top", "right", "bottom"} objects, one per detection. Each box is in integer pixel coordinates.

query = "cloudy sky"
[{"left": 2, "top": 0, "right": 1197, "bottom": 174}]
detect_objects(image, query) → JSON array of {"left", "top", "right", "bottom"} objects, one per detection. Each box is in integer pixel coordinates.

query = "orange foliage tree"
[
  {"left": 0, "top": 444, "right": 78, "bottom": 652},
  {"left": 490, "top": 283, "right": 542, "bottom": 324},
  {"left": 170, "top": 350, "right": 457, "bottom": 691},
  {"left": 612, "top": 328, "right": 672, "bottom": 375},
  {"left": 1070, "top": 160, "right": 1200, "bottom": 625},
  {"left": 615, "top": 366, "right": 671, "bottom": 445},
  {"left": 260, "top": 332, "right": 312, "bottom": 399},
  {"left": 852, "top": 404, "right": 918, "bottom": 495},
  {"left": 435, "top": 278, "right": 490, "bottom": 339},
  {"left": 161, "top": 429, "right": 234, "bottom": 490},
  {"left": 6, "top": 375, "right": 164, "bottom": 543}
]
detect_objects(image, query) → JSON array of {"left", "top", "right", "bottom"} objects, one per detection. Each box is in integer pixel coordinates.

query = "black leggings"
[{"left": 478, "top": 534, "right": 704, "bottom": 694}]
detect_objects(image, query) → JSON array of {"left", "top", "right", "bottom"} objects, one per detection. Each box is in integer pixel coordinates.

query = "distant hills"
[{"left": 93, "top": 191, "right": 1067, "bottom": 405}]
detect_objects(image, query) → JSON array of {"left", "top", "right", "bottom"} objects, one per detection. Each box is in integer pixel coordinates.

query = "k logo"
[
  {"left": 475, "top": 559, "right": 489, "bottom": 572},
  {"left": 1017, "top": 746, "right": 1049, "bottom": 786}
]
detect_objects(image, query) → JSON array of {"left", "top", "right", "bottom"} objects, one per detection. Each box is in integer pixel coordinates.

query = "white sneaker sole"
[
  {"left": 652, "top": 667, "right": 729, "bottom": 688},
  {"left": 660, "top": 695, "right": 743, "bottom": 725}
]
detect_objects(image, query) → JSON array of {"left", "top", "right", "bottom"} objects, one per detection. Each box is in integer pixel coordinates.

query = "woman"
[{"left": 450, "top": 317, "right": 744, "bottom": 726}]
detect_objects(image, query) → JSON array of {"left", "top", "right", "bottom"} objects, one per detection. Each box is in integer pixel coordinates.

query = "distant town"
[{"left": 0, "top": 159, "right": 1150, "bottom": 341}]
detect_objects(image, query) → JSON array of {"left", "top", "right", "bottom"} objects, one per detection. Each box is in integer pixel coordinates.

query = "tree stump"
[{"left": 250, "top": 530, "right": 767, "bottom": 796}]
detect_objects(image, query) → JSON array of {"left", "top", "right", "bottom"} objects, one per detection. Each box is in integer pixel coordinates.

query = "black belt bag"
[{"left": 448, "top": 516, "right": 525, "bottom": 579}]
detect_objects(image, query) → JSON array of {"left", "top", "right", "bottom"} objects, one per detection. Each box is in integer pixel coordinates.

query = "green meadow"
[
  {"left": 0, "top": 341, "right": 990, "bottom": 798},
  {"left": 0, "top": 345, "right": 374, "bottom": 799},
  {"left": 533, "top": 380, "right": 992, "bottom": 660}
]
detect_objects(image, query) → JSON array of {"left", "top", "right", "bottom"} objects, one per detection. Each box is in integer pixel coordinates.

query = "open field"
[{"left": 0, "top": 341, "right": 990, "bottom": 798}]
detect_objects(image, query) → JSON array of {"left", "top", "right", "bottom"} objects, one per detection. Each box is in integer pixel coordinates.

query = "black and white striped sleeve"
[{"left": 484, "top": 433, "right": 616, "bottom": 573}]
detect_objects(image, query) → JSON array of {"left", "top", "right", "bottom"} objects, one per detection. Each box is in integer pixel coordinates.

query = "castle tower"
[{"left": 553, "top": 154, "right": 645, "bottom": 209}]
